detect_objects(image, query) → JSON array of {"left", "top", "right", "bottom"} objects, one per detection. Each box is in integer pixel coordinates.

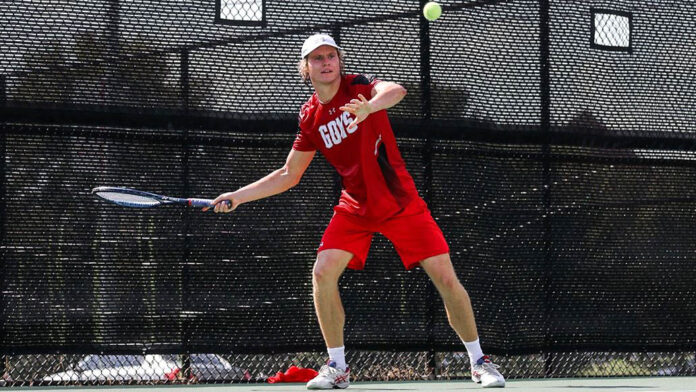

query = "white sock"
[
  {"left": 464, "top": 338, "right": 484, "bottom": 366},
  {"left": 327, "top": 346, "right": 346, "bottom": 370}
]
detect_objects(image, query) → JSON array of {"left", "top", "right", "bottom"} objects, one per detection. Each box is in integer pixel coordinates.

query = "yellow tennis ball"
[{"left": 423, "top": 2, "right": 442, "bottom": 21}]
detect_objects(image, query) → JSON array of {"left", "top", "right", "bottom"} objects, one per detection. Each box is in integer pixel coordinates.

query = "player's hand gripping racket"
[{"left": 91, "top": 186, "right": 231, "bottom": 209}]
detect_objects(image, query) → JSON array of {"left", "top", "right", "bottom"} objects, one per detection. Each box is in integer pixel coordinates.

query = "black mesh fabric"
[{"left": 1, "top": 0, "right": 695, "bottom": 361}]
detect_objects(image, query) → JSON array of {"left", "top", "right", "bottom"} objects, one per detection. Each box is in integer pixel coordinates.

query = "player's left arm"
[
  {"left": 368, "top": 81, "right": 408, "bottom": 111},
  {"left": 340, "top": 81, "right": 407, "bottom": 129}
]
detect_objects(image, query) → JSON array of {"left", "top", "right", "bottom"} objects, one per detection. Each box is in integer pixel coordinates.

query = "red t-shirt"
[{"left": 293, "top": 74, "right": 422, "bottom": 222}]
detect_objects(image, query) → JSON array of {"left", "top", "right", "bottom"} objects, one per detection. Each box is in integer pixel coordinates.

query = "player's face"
[{"left": 307, "top": 46, "right": 340, "bottom": 85}]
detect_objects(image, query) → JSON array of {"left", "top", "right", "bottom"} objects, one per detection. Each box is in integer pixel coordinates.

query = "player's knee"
[
  {"left": 422, "top": 255, "right": 457, "bottom": 287},
  {"left": 312, "top": 257, "right": 342, "bottom": 286},
  {"left": 436, "top": 272, "right": 463, "bottom": 293},
  {"left": 426, "top": 264, "right": 463, "bottom": 294}
]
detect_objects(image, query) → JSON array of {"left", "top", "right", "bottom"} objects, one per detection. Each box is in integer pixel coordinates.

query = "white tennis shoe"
[
  {"left": 471, "top": 355, "right": 506, "bottom": 388},
  {"left": 306, "top": 361, "right": 350, "bottom": 389}
]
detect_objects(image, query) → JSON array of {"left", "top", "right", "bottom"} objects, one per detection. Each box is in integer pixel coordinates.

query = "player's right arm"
[{"left": 206, "top": 148, "right": 315, "bottom": 213}]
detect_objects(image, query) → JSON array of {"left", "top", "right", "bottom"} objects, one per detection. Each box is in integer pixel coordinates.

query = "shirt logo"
[
  {"left": 318, "top": 111, "right": 358, "bottom": 149},
  {"left": 328, "top": 107, "right": 336, "bottom": 115}
]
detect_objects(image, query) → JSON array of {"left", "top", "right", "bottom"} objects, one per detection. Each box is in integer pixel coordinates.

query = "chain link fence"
[{"left": 3, "top": 351, "right": 695, "bottom": 386}]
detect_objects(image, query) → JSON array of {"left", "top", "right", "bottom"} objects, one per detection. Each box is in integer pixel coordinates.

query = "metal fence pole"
[
  {"left": 332, "top": 27, "right": 343, "bottom": 204},
  {"left": 538, "top": 0, "right": 555, "bottom": 377},
  {"left": 0, "top": 74, "right": 6, "bottom": 380},
  {"left": 419, "top": 0, "right": 437, "bottom": 379},
  {"left": 180, "top": 48, "right": 193, "bottom": 380}
]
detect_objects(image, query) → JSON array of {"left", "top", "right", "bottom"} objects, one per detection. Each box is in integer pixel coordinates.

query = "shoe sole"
[{"left": 306, "top": 382, "right": 349, "bottom": 390}]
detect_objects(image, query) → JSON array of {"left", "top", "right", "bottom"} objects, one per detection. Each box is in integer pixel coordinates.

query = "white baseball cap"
[{"left": 301, "top": 33, "right": 342, "bottom": 58}]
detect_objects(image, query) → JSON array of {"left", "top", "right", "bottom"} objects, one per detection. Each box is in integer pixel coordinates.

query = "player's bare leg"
[
  {"left": 420, "top": 253, "right": 478, "bottom": 341},
  {"left": 420, "top": 254, "right": 505, "bottom": 388},
  {"left": 307, "top": 249, "right": 352, "bottom": 389},
  {"left": 312, "top": 249, "right": 351, "bottom": 347}
]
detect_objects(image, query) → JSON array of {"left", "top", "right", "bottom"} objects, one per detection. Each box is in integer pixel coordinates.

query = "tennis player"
[{"left": 207, "top": 33, "right": 506, "bottom": 389}]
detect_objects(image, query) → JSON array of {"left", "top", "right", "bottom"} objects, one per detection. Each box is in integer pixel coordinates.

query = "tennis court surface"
[{"left": 16, "top": 378, "right": 696, "bottom": 392}]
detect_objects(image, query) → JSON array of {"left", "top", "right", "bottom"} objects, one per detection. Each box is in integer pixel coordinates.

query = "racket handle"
[{"left": 188, "top": 199, "right": 231, "bottom": 209}]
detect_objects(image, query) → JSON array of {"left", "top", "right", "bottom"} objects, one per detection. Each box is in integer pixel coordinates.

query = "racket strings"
[{"left": 95, "top": 191, "right": 163, "bottom": 207}]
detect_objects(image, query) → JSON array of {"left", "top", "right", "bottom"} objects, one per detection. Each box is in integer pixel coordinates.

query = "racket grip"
[{"left": 188, "top": 199, "right": 231, "bottom": 209}]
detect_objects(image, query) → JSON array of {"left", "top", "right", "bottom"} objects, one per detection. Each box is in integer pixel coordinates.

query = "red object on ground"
[{"left": 267, "top": 366, "right": 318, "bottom": 383}]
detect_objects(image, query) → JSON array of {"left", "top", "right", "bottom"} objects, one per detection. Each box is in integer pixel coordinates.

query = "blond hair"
[{"left": 297, "top": 49, "right": 346, "bottom": 85}]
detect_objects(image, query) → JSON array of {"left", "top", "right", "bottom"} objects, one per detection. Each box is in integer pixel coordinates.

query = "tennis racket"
[{"left": 92, "top": 186, "right": 230, "bottom": 209}]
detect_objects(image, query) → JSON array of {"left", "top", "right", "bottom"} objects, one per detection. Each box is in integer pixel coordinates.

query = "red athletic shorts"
[{"left": 318, "top": 199, "right": 450, "bottom": 270}]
